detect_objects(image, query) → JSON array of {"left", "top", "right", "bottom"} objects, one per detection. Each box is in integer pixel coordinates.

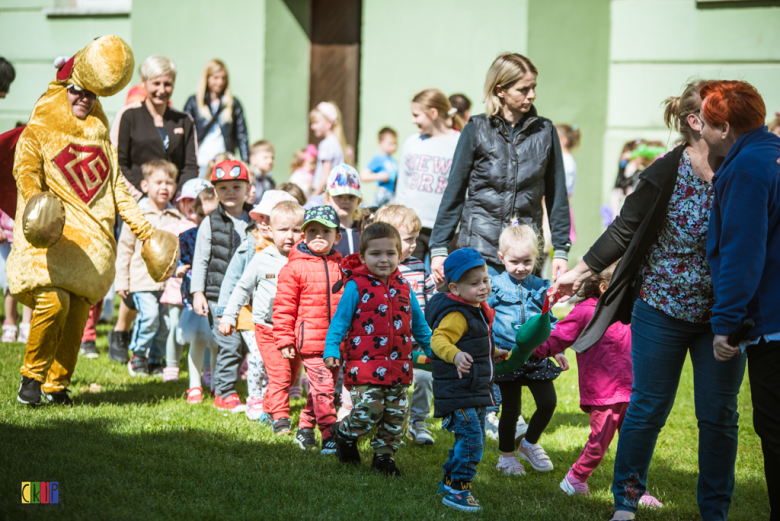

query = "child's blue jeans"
[
  {"left": 441, "top": 407, "right": 486, "bottom": 483},
  {"left": 130, "top": 291, "right": 168, "bottom": 365}
]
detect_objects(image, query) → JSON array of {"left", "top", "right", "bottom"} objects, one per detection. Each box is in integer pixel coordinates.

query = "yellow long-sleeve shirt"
[{"left": 431, "top": 310, "right": 501, "bottom": 364}]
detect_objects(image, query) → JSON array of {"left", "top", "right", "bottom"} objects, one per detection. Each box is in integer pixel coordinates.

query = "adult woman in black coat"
[
  {"left": 183, "top": 59, "right": 249, "bottom": 173},
  {"left": 116, "top": 55, "right": 199, "bottom": 194},
  {"left": 429, "top": 53, "right": 571, "bottom": 282}
]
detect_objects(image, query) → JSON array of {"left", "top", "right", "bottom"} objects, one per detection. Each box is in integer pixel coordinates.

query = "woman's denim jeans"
[{"left": 612, "top": 299, "right": 746, "bottom": 519}]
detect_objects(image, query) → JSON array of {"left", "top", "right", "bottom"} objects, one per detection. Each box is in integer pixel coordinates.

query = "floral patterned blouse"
[{"left": 639, "top": 149, "right": 714, "bottom": 323}]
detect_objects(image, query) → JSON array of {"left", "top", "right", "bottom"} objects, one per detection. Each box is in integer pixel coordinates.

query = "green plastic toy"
[{"left": 494, "top": 293, "right": 553, "bottom": 374}]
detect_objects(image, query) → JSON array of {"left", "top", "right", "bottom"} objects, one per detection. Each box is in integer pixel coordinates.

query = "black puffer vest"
[
  {"left": 425, "top": 293, "right": 496, "bottom": 418},
  {"left": 205, "top": 202, "right": 252, "bottom": 301},
  {"left": 458, "top": 108, "right": 554, "bottom": 265}
]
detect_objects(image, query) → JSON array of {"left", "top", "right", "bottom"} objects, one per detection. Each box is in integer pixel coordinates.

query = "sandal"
[{"left": 186, "top": 387, "right": 203, "bottom": 404}]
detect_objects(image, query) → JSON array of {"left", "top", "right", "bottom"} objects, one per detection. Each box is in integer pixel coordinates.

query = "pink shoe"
[
  {"left": 560, "top": 469, "right": 590, "bottom": 496},
  {"left": 496, "top": 456, "right": 526, "bottom": 476},
  {"left": 162, "top": 366, "right": 179, "bottom": 382},
  {"left": 2, "top": 324, "right": 17, "bottom": 343},
  {"left": 245, "top": 397, "right": 264, "bottom": 421},
  {"left": 639, "top": 492, "right": 663, "bottom": 509}
]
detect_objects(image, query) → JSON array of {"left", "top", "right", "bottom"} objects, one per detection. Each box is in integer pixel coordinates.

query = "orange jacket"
[{"left": 273, "top": 241, "right": 343, "bottom": 355}]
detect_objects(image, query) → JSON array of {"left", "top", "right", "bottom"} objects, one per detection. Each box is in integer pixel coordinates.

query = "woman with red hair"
[{"left": 700, "top": 80, "right": 780, "bottom": 519}]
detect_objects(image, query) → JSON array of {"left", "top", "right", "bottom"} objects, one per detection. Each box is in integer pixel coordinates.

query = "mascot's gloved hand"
[
  {"left": 141, "top": 229, "right": 179, "bottom": 283},
  {"left": 495, "top": 293, "right": 554, "bottom": 375},
  {"left": 23, "top": 192, "right": 66, "bottom": 248}
]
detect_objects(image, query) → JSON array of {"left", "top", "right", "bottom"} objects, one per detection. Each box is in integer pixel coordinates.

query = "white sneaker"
[
  {"left": 406, "top": 420, "right": 434, "bottom": 445},
  {"left": 515, "top": 415, "right": 528, "bottom": 442},
  {"left": 485, "top": 411, "right": 499, "bottom": 440},
  {"left": 496, "top": 456, "right": 526, "bottom": 475},
  {"left": 516, "top": 439, "right": 554, "bottom": 472},
  {"left": 2, "top": 324, "right": 18, "bottom": 343}
]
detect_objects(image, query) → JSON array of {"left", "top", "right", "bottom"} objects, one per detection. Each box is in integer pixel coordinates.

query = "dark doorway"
[{"left": 308, "top": 0, "right": 361, "bottom": 163}]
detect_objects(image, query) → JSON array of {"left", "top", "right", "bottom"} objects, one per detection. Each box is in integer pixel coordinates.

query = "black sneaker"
[
  {"left": 272, "top": 418, "right": 292, "bottom": 435},
  {"left": 79, "top": 340, "right": 99, "bottom": 359},
  {"left": 17, "top": 376, "right": 42, "bottom": 406},
  {"left": 147, "top": 362, "right": 164, "bottom": 376},
  {"left": 334, "top": 423, "right": 361, "bottom": 465},
  {"left": 128, "top": 355, "right": 148, "bottom": 376},
  {"left": 43, "top": 389, "right": 73, "bottom": 407},
  {"left": 295, "top": 427, "right": 317, "bottom": 450},
  {"left": 370, "top": 453, "right": 401, "bottom": 476},
  {"left": 108, "top": 330, "right": 130, "bottom": 364},
  {"left": 320, "top": 435, "right": 337, "bottom": 455}
]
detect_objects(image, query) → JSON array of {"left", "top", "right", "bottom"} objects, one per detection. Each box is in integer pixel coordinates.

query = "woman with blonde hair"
[
  {"left": 184, "top": 59, "right": 249, "bottom": 172},
  {"left": 117, "top": 54, "right": 199, "bottom": 194},
  {"left": 393, "top": 88, "right": 461, "bottom": 262},
  {"left": 429, "top": 53, "right": 570, "bottom": 283}
]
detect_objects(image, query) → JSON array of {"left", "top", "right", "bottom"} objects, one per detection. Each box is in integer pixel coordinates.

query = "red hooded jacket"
[{"left": 273, "top": 241, "right": 343, "bottom": 355}]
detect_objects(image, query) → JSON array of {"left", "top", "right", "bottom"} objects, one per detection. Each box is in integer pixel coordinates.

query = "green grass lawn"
[{"left": 0, "top": 309, "right": 770, "bottom": 520}]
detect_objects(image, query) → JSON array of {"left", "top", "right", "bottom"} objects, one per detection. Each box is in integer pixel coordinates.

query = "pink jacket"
[
  {"left": 159, "top": 218, "right": 197, "bottom": 305},
  {"left": 0, "top": 209, "right": 13, "bottom": 243},
  {"left": 533, "top": 297, "right": 632, "bottom": 409}
]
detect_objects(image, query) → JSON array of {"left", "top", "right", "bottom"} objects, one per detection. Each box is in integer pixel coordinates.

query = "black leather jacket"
[{"left": 183, "top": 94, "right": 249, "bottom": 161}]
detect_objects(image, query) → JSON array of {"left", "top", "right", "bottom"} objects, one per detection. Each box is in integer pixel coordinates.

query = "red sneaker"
[{"left": 214, "top": 392, "right": 247, "bottom": 413}]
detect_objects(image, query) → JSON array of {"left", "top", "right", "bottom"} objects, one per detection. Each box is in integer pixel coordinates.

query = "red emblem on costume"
[{"left": 52, "top": 144, "right": 110, "bottom": 204}]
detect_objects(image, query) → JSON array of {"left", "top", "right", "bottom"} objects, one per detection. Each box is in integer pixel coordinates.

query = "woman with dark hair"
[
  {"left": 551, "top": 79, "right": 746, "bottom": 521},
  {"left": 700, "top": 80, "right": 780, "bottom": 520},
  {"left": 429, "top": 53, "right": 570, "bottom": 282},
  {"left": 116, "top": 55, "right": 199, "bottom": 193},
  {"left": 183, "top": 59, "right": 249, "bottom": 172}
]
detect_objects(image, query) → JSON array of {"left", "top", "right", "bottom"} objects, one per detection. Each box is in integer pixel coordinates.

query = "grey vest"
[
  {"left": 458, "top": 110, "right": 553, "bottom": 265},
  {"left": 205, "top": 203, "right": 250, "bottom": 301}
]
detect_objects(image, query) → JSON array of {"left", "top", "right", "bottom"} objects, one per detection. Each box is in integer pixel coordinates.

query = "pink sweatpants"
[
  {"left": 571, "top": 402, "right": 629, "bottom": 482},
  {"left": 299, "top": 353, "right": 339, "bottom": 439},
  {"left": 255, "top": 324, "right": 301, "bottom": 421},
  {"left": 80, "top": 300, "right": 104, "bottom": 343}
]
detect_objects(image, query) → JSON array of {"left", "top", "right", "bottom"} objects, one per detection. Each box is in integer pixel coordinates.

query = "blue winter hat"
[{"left": 444, "top": 248, "right": 487, "bottom": 284}]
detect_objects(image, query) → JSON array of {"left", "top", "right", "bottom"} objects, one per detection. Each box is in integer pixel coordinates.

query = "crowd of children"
[{"left": 0, "top": 84, "right": 669, "bottom": 513}]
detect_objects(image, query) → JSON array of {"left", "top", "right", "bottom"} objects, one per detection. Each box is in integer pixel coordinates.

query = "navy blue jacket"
[
  {"left": 707, "top": 126, "right": 780, "bottom": 338},
  {"left": 425, "top": 293, "right": 496, "bottom": 418}
]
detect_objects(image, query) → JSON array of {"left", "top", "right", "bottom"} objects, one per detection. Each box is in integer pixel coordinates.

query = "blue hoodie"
[{"left": 707, "top": 126, "right": 780, "bottom": 338}]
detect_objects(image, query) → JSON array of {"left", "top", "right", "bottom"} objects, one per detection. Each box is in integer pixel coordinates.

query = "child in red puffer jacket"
[{"left": 273, "top": 205, "right": 343, "bottom": 455}]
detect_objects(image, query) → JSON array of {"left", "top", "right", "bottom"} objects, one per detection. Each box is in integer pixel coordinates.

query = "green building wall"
[{"left": 2, "top": 0, "right": 779, "bottom": 264}]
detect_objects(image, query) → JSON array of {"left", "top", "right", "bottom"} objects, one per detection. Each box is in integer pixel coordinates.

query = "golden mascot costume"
[{"left": 3, "top": 35, "right": 178, "bottom": 406}]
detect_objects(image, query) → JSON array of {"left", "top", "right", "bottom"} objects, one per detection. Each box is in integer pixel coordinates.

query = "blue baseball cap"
[{"left": 444, "top": 248, "right": 487, "bottom": 284}]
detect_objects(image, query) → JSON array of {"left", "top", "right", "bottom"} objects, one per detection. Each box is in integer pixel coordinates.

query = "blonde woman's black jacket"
[
  {"left": 572, "top": 144, "right": 685, "bottom": 353},
  {"left": 117, "top": 104, "right": 199, "bottom": 192},
  {"left": 430, "top": 106, "right": 570, "bottom": 266},
  {"left": 183, "top": 95, "right": 249, "bottom": 162}
]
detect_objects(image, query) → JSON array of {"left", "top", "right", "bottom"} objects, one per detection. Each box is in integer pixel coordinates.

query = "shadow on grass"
[{"left": 0, "top": 417, "right": 771, "bottom": 520}]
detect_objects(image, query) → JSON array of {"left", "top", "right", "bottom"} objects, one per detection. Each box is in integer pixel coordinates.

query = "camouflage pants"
[{"left": 339, "top": 383, "right": 410, "bottom": 454}]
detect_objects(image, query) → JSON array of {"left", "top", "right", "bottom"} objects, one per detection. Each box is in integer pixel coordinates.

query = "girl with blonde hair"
[
  {"left": 393, "top": 88, "right": 461, "bottom": 262},
  {"left": 310, "top": 101, "right": 347, "bottom": 197},
  {"left": 429, "top": 53, "right": 570, "bottom": 285},
  {"left": 184, "top": 59, "right": 249, "bottom": 172}
]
